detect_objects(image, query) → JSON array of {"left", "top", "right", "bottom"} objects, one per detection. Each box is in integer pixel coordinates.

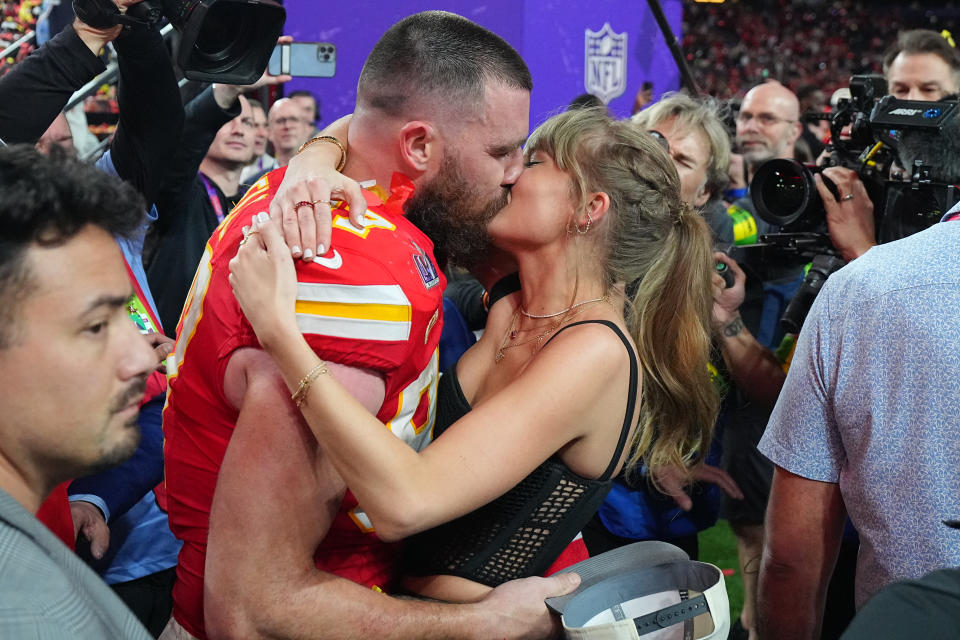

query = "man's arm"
[
  {"left": 151, "top": 85, "right": 240, "bottom": 234},
  {"left": 0, "top": 22, "right": 107, "bottom": 144},
  {"left": 758, "top": 466, "right": 846, "bottom": 640},
  {"left": 713, "top": 252, "right": 785, "bottom": 407},
  {"left": 108, "top": 25, "right": 183, "bottom": 206},
  {"left": 205, "top": 348, "right": 576, "bottom": 640}
]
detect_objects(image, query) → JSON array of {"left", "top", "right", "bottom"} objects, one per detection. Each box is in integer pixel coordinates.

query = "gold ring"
[
  {"left": 312, "top": 199, "right": 333, "bottom": 206},
  {"left": 294, "top": 200, "right": 314, "bottom": 212},
  {"left": 239, "top": 228, "right": 260, "bottom": 246},
  {"left": 841, "top": 193, "right": 855, "bottom": 201}
]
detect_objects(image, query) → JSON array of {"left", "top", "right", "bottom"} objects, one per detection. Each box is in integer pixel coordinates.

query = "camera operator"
[
  {"left": 885, "top": 29, "right": 960, "bottom": 102},
  {"left": 711, "top": 80, "right": 806, "bottom": 640},
  {"left": 756, "top": 105, "right": 960, "bottom": 640}
]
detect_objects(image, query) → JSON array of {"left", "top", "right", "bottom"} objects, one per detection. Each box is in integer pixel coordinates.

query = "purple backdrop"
[{"left": 282, "top": 0, "right": 682, "bottom": 127}]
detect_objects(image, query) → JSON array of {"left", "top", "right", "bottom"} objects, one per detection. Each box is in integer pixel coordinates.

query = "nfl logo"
[
  {"left": 412, "top": 252, "right": 440, "bottom": 290},
  {"left": 584, "top": 23, "right": 628, "bottom": 104}
]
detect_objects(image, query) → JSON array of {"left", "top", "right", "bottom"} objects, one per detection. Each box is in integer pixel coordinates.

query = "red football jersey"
[{"left": 162, "top": 169, "right": 444, "bottom": 639}]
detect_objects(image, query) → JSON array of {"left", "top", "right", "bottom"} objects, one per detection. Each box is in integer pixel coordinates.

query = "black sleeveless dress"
[{"left": 401, "top": 320, "right": 639, "bottom": 586}]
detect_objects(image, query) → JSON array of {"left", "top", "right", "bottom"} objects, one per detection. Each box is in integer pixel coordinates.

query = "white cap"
[{"left": 545, "top": 541, "right": 729, "bottom": 640}]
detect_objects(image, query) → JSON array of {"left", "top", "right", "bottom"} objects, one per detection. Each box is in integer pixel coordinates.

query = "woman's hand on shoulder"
[
  {"left": 268, "top": 115, "right": 366, "bottom": 263},
  {"left": 229, "top": 212, "right": 300, "bottom": 352}
]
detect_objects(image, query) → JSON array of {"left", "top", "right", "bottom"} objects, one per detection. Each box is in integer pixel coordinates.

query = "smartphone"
[{"left": 268, "top": 42, "right": 336, "bottom": 78}]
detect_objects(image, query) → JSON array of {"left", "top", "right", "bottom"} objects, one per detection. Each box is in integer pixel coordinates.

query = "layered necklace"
[{"left": 495, "top": 296, "right": 608, "bottom": 363}]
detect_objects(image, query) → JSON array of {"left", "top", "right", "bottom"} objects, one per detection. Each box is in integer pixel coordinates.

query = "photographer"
[
  {"left": 884, "top": 29, "right": 960, "bottom": 102},
  {"left": 757, "top": 109, "right": 960, "bottom": 640}
]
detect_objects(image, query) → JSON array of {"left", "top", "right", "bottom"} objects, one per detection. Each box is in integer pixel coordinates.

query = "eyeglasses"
[
  {"left": 647, "top": 130, "right": 671, "bottom": 153},
  {"left": 736, "top": 112, "right": 797, "bottom": 127},
  {"left": 272, "top": 116, "right": 306, "bottom": 127}
]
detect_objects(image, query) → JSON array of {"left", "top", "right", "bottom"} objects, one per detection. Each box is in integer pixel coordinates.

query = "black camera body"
[
  {"left": 745, "top": 75, "right": 960, "bottom": 333},
  {"left": 73, "top": 0, "right": 285, "bottom": 85},
  {"left": 749, "top": 75, "right": 959, "bottom": 242}
]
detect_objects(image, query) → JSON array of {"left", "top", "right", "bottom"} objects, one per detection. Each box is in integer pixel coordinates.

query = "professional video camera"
[
  {"left": 750, "top": 75, "right": 959, "bottom": 250},
  {"left": 73, "top": 0, "right": 285, "bottom": 85},
  {"left": 745, "top": 75, "right": 960, "bottom": 331}
]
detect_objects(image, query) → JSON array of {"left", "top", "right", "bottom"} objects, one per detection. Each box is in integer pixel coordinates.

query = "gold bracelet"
[
  {"left": 291, "top": 360, "right": 329, "bottom": 408},
  {"left": 297, "top": 135, "right": 346, "bottom": 172}
]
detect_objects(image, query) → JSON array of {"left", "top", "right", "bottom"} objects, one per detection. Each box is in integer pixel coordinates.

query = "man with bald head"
[
  {"left": 735, "top": 81, "right": 802, "bottom": 179},
  {"left": 722, "top": 81, "right": 805, "bottom": 640},
  {"left": 268, "top": 97, "right": 313, "bottom": 167}
]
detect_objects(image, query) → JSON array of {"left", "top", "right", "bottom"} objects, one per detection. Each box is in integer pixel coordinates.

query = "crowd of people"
[
  {"left": 0, "top": 2, "right": 959, "bottom": 640},
  {"left": 683, "top": 0, "right": 960, "bottom": 99},
  {"left": 0, "top": 0, "right": 39, "bottom": 74}
]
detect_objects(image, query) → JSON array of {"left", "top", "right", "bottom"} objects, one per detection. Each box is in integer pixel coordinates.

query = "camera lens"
[
  {"left": 750, "top": 158, "right": 820, "bottom": 228},
  {"left": 167, "top": 0, "right": 286, "bottom": 84},
  {"left": 193, "top": 2, "right": 251, "bottom": 65}
]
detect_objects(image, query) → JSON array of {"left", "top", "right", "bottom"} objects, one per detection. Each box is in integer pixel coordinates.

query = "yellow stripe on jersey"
[
  {"left": 295, "top": 282, "right": 412, "bottom": 342},
  {"left": 295, "top": 300, "right": 412, "bottom": 323}
]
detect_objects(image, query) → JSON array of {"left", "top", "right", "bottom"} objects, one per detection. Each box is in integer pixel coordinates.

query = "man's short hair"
[
  {"left": 883, "top": 29, "right": 960, "bottom": 88},
  {"left": 0, "top": 146, "right": 144, "bottom": 346},
  {"left": 631, "top": 92, "right": 732, "bottom": 197},
  {"left": 357, "top": 11, "right": 532, "bottom": 117},
  {"left": 245, "top": 97, "right": 265, "bottom": 113}
]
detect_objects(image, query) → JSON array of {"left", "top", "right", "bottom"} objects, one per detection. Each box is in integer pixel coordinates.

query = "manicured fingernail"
[
  {"left": 303, "top": 248, "right": 314, "bottom": 260},
  {"left": 242, "top": 226, "right": 250, "bottom": 235},
  {"left": 316, "top": 244, "right": 325, "bottom": 256},
  {"left": 257, "top": 211, "right": 270, "bottom": 224},
  {"left": 291, "top": 245, "right": 301, "bottom": 255}
]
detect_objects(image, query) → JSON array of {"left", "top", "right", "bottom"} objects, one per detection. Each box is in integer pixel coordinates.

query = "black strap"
[
  {"left": 545, "top": 320, "right": 639, "bottom": 481},
  {"left": 634, "top": 594, "right": 709, "bottom": 637}
]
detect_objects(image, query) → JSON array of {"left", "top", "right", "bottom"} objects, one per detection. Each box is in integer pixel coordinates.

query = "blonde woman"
[{"left": 229, "top": 107, "right": 719, "bottom": 602}]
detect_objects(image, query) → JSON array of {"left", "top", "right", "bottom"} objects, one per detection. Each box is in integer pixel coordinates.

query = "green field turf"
[{"left": 699, "top": 519, "right": 744, "bottom": 623}]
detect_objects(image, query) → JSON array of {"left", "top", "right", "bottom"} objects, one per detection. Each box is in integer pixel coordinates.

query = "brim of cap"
[
  {"left": 555, "top": 560, "right": 729, "bottom": 639},
  {"left": 546, "top": 541, "right": 691, "bottom": 614}
]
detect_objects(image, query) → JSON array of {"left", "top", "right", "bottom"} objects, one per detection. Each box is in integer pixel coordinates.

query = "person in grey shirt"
[{"left": 0, "top": 147, "right": 157, "bottom": 639}]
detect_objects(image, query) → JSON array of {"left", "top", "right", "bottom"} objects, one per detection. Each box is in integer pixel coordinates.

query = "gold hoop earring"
[{"left": 576, "top": 211, "right": 593, "bottom": 235}]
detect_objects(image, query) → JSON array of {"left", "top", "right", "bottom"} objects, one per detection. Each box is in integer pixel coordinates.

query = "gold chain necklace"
[
  {"left": 495, "top": 296, "right": 609, "bottom": 363},
  {"left": 520, "top": 295, "right": 608, "bottom": 319}
]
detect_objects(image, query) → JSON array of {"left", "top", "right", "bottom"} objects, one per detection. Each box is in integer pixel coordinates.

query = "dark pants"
[{"left": 112, "top": 567, "right": 177, "bottom": 638}]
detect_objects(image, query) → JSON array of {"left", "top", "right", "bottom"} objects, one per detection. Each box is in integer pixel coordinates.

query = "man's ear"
[
  {"left": 789, "top": 120, "right": 803, "bottom": 144},
  {"left": 693, "top": 182, "right": 711, "bottom": 208},
  {"left": 398, "top": 121, "right": 440, "bottom": 175}
]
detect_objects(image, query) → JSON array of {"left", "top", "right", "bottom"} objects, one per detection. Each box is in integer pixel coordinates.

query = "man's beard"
[{"left": 405, "top": 153, "right": 509, "bottom": 270}]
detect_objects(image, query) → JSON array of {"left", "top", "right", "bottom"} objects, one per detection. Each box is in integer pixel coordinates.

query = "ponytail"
[{"left": 626, "top": 206, "right": 718, "bottom": 480}]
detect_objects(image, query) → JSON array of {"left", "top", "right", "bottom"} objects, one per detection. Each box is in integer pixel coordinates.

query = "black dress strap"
[{"left": 544, "top": 320, "right": 639, "bottom": 481}]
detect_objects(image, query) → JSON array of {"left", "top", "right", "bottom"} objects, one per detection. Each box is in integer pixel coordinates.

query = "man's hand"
[
  {"left": 144, "top": 331, "right": 174, "bottom": 372},
  {"left": 477, "top": 572, "right": 581, "bottom": 639},
  {"left": 70, "top": 500, "right": 110, "bottom": 559},
  {"left": 712, "top": 252, "right": 746, "bottom": 330},
  {"left": 73, "top": 0, "right": 147, "bottom": 53},
  {"left": 816, "top": 167, "right": 875, "bottom": 262},
  {"left": 653, "top": 463, "right": 744, "bottom": 511},
  {"left": 268, "top": 113, "right": 367, "bottom": 261}
]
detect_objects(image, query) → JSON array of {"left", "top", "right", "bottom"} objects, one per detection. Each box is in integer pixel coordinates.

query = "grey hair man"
[{"left": 632, "top": 91, "right": 731, "bottom": 209}]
